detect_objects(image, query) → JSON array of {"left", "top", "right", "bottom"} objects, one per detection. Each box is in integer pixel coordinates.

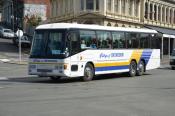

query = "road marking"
[
  {"left": 0, "top": 87, "right": 5, "bottom": 89},
  {"left": 0, "top": 59, "right": 10, "bottom": 62},
  {"left": 0, "top": 77, "right": 8, "bottom": 80}
]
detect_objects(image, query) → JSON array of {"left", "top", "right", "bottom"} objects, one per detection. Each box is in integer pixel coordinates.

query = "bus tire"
[
  {"left": 172, "top": 67, "right": 175, "bottom": 70},
  {"left": 49, "top": 76, "right": 61, "bottom": 81},
  {"left": 83, "top": 63, "right": 94, "bottom": 81},
  {"left": 129, "top": 60, "right": 137, "bottom": 77},
  {"left": 136, "top": 61, "right": 145, "bottom": 76}
]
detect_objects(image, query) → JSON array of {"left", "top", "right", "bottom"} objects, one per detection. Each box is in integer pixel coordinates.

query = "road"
[
  {"left": 0, "top": 61, "right": 175, "bottom": 116},
  {"left": 1, "top": 37, "right": 175, "bottom": 116}
]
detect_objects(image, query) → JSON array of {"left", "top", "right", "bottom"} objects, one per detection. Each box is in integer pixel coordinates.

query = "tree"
[{"left": 24, "top": 14, "right": 42, "bottom": 26}]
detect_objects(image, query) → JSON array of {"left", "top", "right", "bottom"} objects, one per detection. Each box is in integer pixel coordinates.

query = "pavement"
[
  {"left": 0, "top": 52, "right": 29, "bottom": 65},
  {"left": 0, "top": 38, "right": 29, "bottom": 65}
]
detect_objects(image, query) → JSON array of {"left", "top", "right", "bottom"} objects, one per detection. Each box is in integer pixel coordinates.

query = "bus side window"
[
  {"left": 80, "top": 30, "right": 97, "bottom": 49},
  {"left": 126, "top": 33, "right": 139, "bottom": 48},
  {"left": 140, "top": 33, "right": 151, "bottom": 48},
  {"left": 96, "top": 31, "right": 112, "bottom": 49},
  {"left": 112, "top": 32, "right": 125, "bottom": 49}
]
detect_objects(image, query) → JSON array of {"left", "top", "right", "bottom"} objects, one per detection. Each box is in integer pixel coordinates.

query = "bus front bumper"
[{"left": 28, "top": 64, "right": 70, "bottom": 77}]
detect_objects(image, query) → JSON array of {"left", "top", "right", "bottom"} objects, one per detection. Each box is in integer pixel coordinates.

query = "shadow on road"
[
  {"left": 1, "top": 73, "right": 152, "bottom": 84},
  {"left": 158, "top": 67, "right": 171, "bottom": 70}
]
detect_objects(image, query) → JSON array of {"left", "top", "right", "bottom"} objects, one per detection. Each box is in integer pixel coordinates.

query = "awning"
[{"left": 145, "top": 25, "right": 175, "bottom": 38}]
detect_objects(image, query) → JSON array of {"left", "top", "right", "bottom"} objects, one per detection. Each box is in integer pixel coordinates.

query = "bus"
[{"left": 28, "top": 23, "right": 160, "bottom": 81}]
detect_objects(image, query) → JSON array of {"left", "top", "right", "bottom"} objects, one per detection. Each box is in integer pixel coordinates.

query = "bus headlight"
[{"left": 55, "top": 64, "right": 68, "bottom": 70}]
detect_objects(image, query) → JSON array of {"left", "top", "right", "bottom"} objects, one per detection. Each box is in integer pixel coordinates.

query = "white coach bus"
[{"left": 28, "top": 23, "right": 160, "bottom": 81}]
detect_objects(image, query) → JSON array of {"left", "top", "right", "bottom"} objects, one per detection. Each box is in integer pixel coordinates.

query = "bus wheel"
[
  {"left": 49, "top": 76, "right": 61, "bottom": 81},
  {"left": 136, "top": 61, "right": 145, "bottom": 76},
  {"left": 83, "top": 63, "right": 94, "bottom": 81},
  {"left": 129, "top": 60, "right": 137, "bottom": 77}
]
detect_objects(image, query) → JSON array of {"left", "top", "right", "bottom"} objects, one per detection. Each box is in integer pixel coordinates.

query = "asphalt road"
[{"left": 0, "top": 61, "right": 175, "bottom": 116}]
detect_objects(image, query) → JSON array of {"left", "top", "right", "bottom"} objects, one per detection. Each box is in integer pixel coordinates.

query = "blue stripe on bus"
[
  {"left": 95, "top": 65, "right": 129, "bottom": 72},
  {"left": 140, "top": 50, "right": 152, "bottom": 65}
]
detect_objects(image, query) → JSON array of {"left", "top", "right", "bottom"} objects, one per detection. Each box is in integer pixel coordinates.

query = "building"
[
  {"left": 0, "top": 0, "right": 2, "bottom": 21},
  {"left": 1, "top": 0, "right": 50, "bottom": 32},
  {"left": 49, "top": 0, "right": 175, "bottom": 58}
]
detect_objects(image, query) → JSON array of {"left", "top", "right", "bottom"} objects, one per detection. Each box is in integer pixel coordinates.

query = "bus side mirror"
[{"left": 64, "top": 47, "right": 69, "bottom": 57}]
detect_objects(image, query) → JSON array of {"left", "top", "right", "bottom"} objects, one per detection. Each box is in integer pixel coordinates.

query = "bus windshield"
[{"left": 30, "top": 30, "right": 67, "bottom": 58}]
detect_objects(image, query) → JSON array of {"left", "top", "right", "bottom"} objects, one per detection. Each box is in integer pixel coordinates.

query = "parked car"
[
  {"left": 12, "top": 32, "right": 33, "bottom": 47},
  {"left": 170, "top": 49, "right": 175, "bottom": 70},
  {"left": 0, "top": 28, "right": 16, "bottom": 39}
]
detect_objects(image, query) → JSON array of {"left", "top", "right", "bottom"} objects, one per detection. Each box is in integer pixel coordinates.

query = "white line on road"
[
  {"left": 0, "top": 87, "right": 5, "bottom": 89},
  {"left": 0, "top": 59, "right": 10, "bottom": 62},
  {"left": 0, "top": 77, "right": 8, "bottom": 80}
]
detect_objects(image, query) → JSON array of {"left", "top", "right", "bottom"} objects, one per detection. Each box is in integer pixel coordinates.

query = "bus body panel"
[{"left": 28, "top": 49, "right": 160, "bottom": 77}]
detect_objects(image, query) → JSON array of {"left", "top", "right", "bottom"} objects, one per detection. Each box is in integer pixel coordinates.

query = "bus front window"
[
  {"left": 46, "top": 32, "right": 64, "bottom": 56},
  {"left": 30, "top": 30, "right": 66, "bottom": 58},
  {"left": 30, "top": 31, "right": 45, "bottom": 57}
]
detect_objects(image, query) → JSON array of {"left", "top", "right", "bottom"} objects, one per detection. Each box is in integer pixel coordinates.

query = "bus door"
[{"left": 67, "top": 30, "right": 81, "bottom": 76}]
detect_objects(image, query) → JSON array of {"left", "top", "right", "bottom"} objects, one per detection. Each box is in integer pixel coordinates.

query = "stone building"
[
  {"left": 1, "top": 0, "right": 50, "bottom": 32},
  {"left": 48, "top": 0, "right": 175, "bottom": 57},
  {"left": 49, "top": 0, "right": 175, "bottom": 27},
  {"left": 0, "top": 1, "right": 2, "bottom": 21}
]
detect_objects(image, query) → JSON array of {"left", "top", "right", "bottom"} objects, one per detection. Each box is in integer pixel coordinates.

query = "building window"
[
  {"left": 158, "top": 5, "right": 161, "bottom": 21},
  {"left": 154, "top": 5, "right": 157, "bottom": 21},
  {"left": 81, "top": 0, "right": 84, "bottom": 10},
  {"left": 134, "top": 0, "right": 139, "bottom": 17},
  {"left": 121, "top": 0, "right": 125, "bottom": 14},
  {"left": 81, "top": 0, "right": 99, "bottom": 11},
  {"left": 65, "top": 0, "right": 68, "bottom": 13},
  {"left": 170, "top": 9, "right": 173, "bottom": 24},
  {"left": 96, "top": 0, "right": 99, "bottom": 10},
  {"left": 107, "top": 0, "right": 112, "bottom": 11},
  {"left": 129, "top": 0, "right": 133, "bottom": 16},
  {"left": 162, "top": 6, "right": 165, "bottom": 22},
  {"left": 166, "top": 8, "right": 169, "bottom": 23},
  {"left": 70, "top": 0, "right": 73, "bottom": 11},
  {"left": 150, "top": 4, "right": 153, "bottom": 20},
  {"left": 114, "top": 0, "right": 119, "bottom": 13},
  {"left": 86, "top": 0, "right": 94, "bottom": 10},
  {"left": 145, "top": 2, "right": 148, "bottom": 19}
]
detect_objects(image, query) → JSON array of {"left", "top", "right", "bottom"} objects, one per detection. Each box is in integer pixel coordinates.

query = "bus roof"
[{"left": 36, "top": 23, "right": 157, "bottom": 34}]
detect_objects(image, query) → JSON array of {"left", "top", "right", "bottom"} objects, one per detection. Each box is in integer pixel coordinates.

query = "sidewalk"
[{"left": 0, "top": 52, "right": 28, "bottom": 65}]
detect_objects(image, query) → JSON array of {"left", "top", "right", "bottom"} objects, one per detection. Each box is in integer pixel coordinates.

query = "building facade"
[
  {"left": 49, "top": 0, "right": 142, "bottom": 28},
  {"left": 49, "top": 0, "right": 175, "bottom": 58},
  {"left": 0, "top": 1, "right": 2, "bottom": 21},
  {"left": 1, "top": 0, "right": 50, "bottom": 32},
  {"left": 49, "top": 0, "right": 175, "bottom": 28}
]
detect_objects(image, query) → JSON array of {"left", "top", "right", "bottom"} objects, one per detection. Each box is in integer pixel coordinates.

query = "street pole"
[
  {"left": 11, "top": 1, "right": 14, "bottom": 33},
  {"left": 18, "top": 29, "right": 21, "bottom": 63}
]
